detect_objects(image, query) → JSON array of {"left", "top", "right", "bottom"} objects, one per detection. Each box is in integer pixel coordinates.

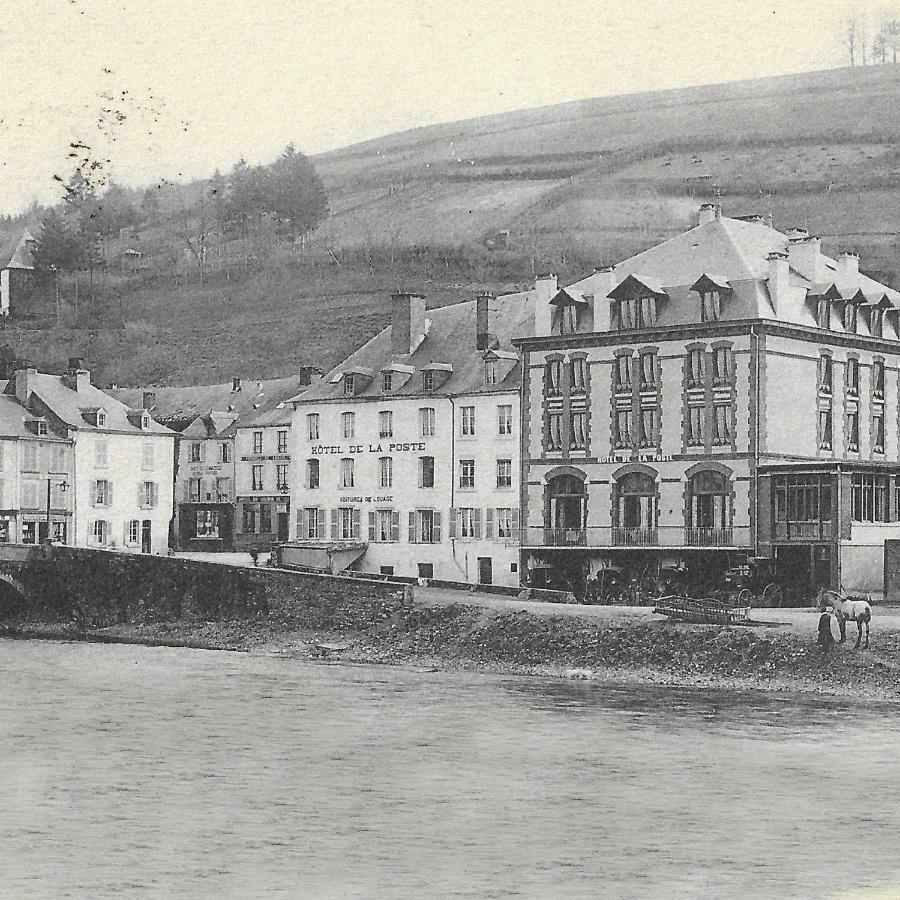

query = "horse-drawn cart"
[{"left": 653, "top": 595, "right": 751, "bottom": 625}]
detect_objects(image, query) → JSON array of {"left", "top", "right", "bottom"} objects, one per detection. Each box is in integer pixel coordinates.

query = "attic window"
[
  {"left": 700, "top": 291, "right": 721, "bottom": 323},
  {"left": 96, "top": 410, "right": 107, "bottom": 428},
  {"left": 141, "top": 413, "right": 150, "bottom": 430},
  {"left": 343, "top": 374, "right": 355, "bottom": 396},
  {"left": 484, "top": 359, "right": 497, "bottom": 385},
  {"left": 37, "top": 421, "right": 48, "bottom": 436},
  {"left": 422, "top": 370, "right": 434, "bottom": 392},
  {"left": 615, "top": 296, "right": 657, "bottom": 330},
  {"left": 844, "top": 303, "right": 857, "bottom": 334},
  {"left": 382, "top": 371, "right": 393, "bottom": 392}
]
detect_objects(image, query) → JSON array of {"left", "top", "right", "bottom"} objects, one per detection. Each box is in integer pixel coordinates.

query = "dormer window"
[
  {"left": 96, "top": 410, "right": 107, "bottom": 428},
  {"left": 700, "top": 291, "right": 721, "bottom": 323},
  {"left": 871, "top": 307, "right": 884, "bottom": 337},
  {"left": 615, "top": 296, "right": 656, "bottom": 330},
  {"left": 422, "top": 370, "right": 434, "bottom": 392},
  {"left": 141, "top": 413, "right": 150, "bottom": 430},
  {"left": 817, "top": 298, "right": 831, "bottom": 329},
  {"left": 484, "top": 359, "right": 497, "bottom": 385},
  {"left": 382, "top": 371, "right": 393, "bottom": 392},
  {"left": 37, "top": 421, "right": 48, "bottom": 437},
  {"left": 844, "top": 302, "right": 857, "bottom": 334},
  {"left": 343, "top": 374, "right": 355, "bottom": 396}
]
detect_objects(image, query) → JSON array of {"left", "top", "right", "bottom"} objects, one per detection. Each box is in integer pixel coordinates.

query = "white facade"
[
  {"left": 290, "top": 389, "right": 522, "bottom": 586},
  {"left": 75, "top": 428, "right": 174, "bottom": 554}
]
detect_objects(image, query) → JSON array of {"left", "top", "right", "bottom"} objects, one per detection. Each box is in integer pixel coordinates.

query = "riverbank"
[{"left": 8, "top": 598, "right": 900, "bottom": 701}]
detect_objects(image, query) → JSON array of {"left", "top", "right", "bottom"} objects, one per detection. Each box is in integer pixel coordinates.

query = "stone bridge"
[{"left": 0, "top": 544, "right": 410, "bottom": 631}]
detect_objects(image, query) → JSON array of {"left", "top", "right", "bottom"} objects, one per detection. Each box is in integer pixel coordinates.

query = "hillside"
[{"left": 5, "top": 64, "right": 900, "bottom": 386}]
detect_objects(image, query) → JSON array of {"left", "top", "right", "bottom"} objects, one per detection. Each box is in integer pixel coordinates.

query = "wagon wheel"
[
  {"left": 737, "top": 588, "right": 753, "bottom": 606},
  {"left": 762, "top": 583, "right": 783, "bottom": 608}
]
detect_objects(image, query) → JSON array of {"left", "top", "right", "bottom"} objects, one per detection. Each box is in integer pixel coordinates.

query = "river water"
[{"left": 1, "top": 640, "right": 899, "bottom": 899}]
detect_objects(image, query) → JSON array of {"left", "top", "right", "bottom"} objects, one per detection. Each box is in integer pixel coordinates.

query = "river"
[{"left": 1, "top": 639, "right": 898, "bottom": 899}]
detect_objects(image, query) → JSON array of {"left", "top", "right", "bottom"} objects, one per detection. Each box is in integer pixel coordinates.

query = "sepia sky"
[{"left": 0, "top": 0, "right": 882, "bottom": 213}]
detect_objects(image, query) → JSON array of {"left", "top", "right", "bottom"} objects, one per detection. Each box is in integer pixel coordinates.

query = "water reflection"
[{"left": 1, "top": 640, "right": 899, "bottom": 899}]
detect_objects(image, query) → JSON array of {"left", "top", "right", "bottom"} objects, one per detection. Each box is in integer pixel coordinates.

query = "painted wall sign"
[{"left": 310, "top": 442, "right": 427, "bottom": 455}]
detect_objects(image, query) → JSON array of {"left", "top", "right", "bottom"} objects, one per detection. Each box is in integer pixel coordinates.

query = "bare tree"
[
  {"left": 176, "top": 183, "right": 211, "bottom": 284},
  {"left": 847, "top": 16, "right": 858, "bottom": 65}
]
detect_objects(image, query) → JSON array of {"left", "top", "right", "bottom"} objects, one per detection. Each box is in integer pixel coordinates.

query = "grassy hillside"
[{"left": 6, "top": 64, "right": 900, "bottom": 386}]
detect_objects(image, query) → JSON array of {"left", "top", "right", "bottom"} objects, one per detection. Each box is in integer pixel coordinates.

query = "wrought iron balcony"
[{"left": 524, "top": 525, "right": 750, "bottom": 549}]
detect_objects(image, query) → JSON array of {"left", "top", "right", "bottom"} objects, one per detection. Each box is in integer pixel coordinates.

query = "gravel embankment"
[{"left": 10, "top": 599, "right": 900, "bottom": 701}]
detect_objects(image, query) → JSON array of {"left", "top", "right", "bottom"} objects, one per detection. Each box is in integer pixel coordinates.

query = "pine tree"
[{"left": 267, "top": 143, "right": 329, "bottom": 246}]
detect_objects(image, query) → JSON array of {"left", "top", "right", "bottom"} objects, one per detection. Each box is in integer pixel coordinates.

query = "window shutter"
[
  {"left": 391, "top": 511, "right": 400, "bottom": 543},
  {"left": 92, "top": 480, "right": 99, "bottom": 507},
  {"left": 183, "top": 479, "right": 191, "bottom": 502},
  {"left": 448, "top": 507, "right": 457, "bottom": 539},
  {"left": 511, "top": 508, "right": 520, "bottom": 540},
  {"left": 352, "top": 508, "right": 361, "bottom": 539},
  {"left": 433, "top": 511, "right": 442, "bottom": 543},
  {"left": 124, "top": 521, "right": 130, "bottom": 545},
  {"left": 137, "top": 483, "right": 144, "bottom": 508},
  {"left": 330, "top": 508, "right": 338, "bottom": 539},
  {"left": 152, "top": 483, "right": 158, "bottom": 508},
  {"left": 317, "top": 509, "right": 325, "bottom": 538},
  {"left": 408, "top": 511, "right": 417, "bottom": 543},
  {"left": 485, "top": 508, "right": 494, "bottom": 540},
  {"left": 107, "top": 482, "right": 113, "bottom": 507},
  {"left": 368, "top": 511, "right": 376, "bottom": 542},
  {"left": 474, "top": 508, "right": 482, "bottom": 539},
  {"left": 418, "top": 458, "right": 424, "bottom": 488}
]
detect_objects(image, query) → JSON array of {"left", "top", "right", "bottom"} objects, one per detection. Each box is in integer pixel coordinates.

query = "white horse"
[{"left": 819, "top": 589, "right": 872, "bottom": 649}]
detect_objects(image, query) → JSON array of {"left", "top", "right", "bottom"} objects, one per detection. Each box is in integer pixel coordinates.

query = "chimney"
[
  {"left": 475, "top": 291, "right": 494, "bottom": 350},
  {"left": 698, "top": 203, "right": 720, "bottom": 226},
  {"left": 767, "top": 251, "right": 790, "bottom": 311},
  {"left": 142, "top": 390, "right": 157, "bottom": 410},
  {"left": 586, "top": 266, "right": 617, "bottom": 331},
  {"left": 231, "top": 376, "right": 241, "bottom": 392},
  {"left": 13, "top": 365, "right": 36, "bottom": 404},
  {"left": 787, "top": 233, "right": 824, "bottom": 282},
  {"left": 64, "top": 357, "right": 90, "bottom": 392},
  {"left": 391, "top": 292, "right": 427, "bottom": 356},
  {"left": 838, "top": 251, "right": 860, "bottom": 286},
  {"left": 534, "top": 273, "right": 558, "bottom": 336}
]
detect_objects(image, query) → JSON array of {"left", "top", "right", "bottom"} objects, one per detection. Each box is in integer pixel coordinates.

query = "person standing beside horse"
[{"left": 817, "top": 609, "right": 835, "bottom": 656}]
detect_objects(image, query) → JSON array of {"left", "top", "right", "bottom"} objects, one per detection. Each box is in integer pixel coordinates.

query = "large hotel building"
[
  {"left": 517, "top": 204, "right": 900, "bottom": 598},
  {"left": 287, "top": 292, "right": 531, "bottom": 586}
]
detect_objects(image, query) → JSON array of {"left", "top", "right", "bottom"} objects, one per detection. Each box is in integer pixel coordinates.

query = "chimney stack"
[
  {"left": 391, "top": 292, "right": 427, "bottom": 356},
  {"left": 142, "top": 390, "right": 157, "bottom": 410},
  {"left": 534, "top": 273, "right": 558, "bottom": 336},
  {"left": 231, "top": 376, "right": 241, "bottom": 392},
  {"left": 13, "top": 365, "right": 36, "bottom": 405},
  {"left": 698, "top": 203, "right": 720, "bottom": 226},
  {"left": 475, "top": 291, "right": 494, "bottom": 350},
  {"left": 838, "top": 251, "right": 860, "bottom": 285},
  {"left": 585, "top": 266, "right": 617, "bottom": 331},
  {"left": 64, "top": 357, "right": 90, "bottom": 393},
  {"left": 787, "top": 233, "right": 824, "bottom": 282},
  {"left": 767, "top": 251, "right": 790, "bottom": 311}
]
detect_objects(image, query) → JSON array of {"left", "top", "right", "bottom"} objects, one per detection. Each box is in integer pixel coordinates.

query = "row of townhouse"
[
  {"left": 112, "top": 369, "right": 319, "bottom": 552},
  {"left": 0, "top": 359, "right": 174, "bottom": 552},
  {"left": 284, "top": 204, "right": 900, "bottom": 598}
]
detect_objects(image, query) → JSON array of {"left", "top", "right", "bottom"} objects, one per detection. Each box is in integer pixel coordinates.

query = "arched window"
[
  {"left": 546, "top": 473, "right": 586, "bottom": 543},
  {"left": 614, "top": 472, "right": 657, "bottom": 543},
  {"left": 687, "top": 471, "right": 731, "bottom": 539}
]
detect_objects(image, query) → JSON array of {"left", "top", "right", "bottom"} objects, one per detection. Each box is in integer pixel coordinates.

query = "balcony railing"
[
  {"left": 683, "top": 527, "right": 733, "bottom": 547},
  {"left": 612, "top": 527, "right": 658, "bottom": 546},
  {"left": 524, "top": 525, "right": 750, "bottom": 548}
]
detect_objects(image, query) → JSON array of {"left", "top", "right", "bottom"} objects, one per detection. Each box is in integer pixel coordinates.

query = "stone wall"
[{"left": 0, "top": 545, "right": 410, "bottom": 628}]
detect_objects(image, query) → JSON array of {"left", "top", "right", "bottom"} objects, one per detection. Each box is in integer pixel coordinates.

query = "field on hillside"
[{"left": 7, "top": 64, "right": 900, "bottom": 386}]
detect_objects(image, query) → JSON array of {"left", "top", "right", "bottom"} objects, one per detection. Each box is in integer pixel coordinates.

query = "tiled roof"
[
  {"left": 0, "top": 388, "right": 44, "bottom": 438},
  {"left": 111, "top": 375, "right": 312, "bottom": 430},
  {"left": 293, "top": 293, "right": 534, "bottom": 403},
  {"left": 15, "top": 373, "right": 174, "bottom": 435}
]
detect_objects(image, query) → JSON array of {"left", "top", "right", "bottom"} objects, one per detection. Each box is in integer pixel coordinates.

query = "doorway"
[
  {"left": 478, "top": 556, "right": 493, "bottom": 585},
  {"left": 277, "top": 512, "right": 289, "bottom": 543},
  {"left": 141, "top": 520, "right": 152, "bottom": 554}
]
